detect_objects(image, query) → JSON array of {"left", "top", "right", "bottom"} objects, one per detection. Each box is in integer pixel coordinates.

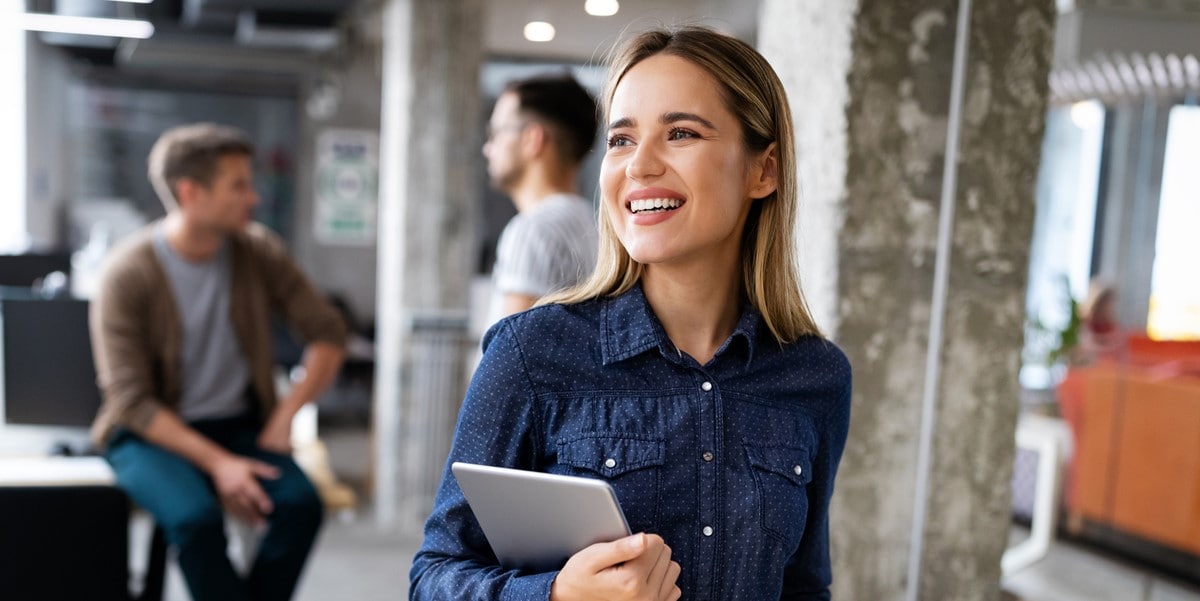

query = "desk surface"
[{"left": 0, "top": 456, "right": 115, "bottom": 486}]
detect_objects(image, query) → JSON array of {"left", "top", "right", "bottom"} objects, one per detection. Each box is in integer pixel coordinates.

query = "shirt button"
[
  {"left": 701, "top": 381, "right": 712, "bottom": 392},
  {"left": 702, "top": 451, "right": 714, "bottom": 462},
  {"left": 702, "top": 525, "right": 714, "bottom": 537},
  {"left": 604, "top": 458, "right": 617, "bottom": 469},
  {"left": 793, "top": 465, "right": 803, "bottom": 475}
]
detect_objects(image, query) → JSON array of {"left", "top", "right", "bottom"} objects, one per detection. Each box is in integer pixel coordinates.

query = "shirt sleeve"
[
  {"left": 493, "top": 210, "right": 594, "bottom": 299},
  {"left": 409, "top": 319, "right": 558, "bottom": 601},
  {"left": 780, "top": 362, "right": 852, "bottom": 600},
  {"left": 251, "top": 226, "right": 347, "bottom": 347},
  {"left": 89, "top": 247, "right": 167, "bottom": 441}
]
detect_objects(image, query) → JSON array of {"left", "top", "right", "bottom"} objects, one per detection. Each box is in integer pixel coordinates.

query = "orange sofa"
[{"left": 1058, "top": 335, "right": 1200, "bottom": 557}]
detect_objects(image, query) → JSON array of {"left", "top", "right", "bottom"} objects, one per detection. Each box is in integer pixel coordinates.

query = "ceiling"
[{"left": 31, "top": 0, "right": 760, "bottom": 70}]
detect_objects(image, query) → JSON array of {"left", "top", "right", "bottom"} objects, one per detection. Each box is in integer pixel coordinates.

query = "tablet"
[{"left": 451, "top": 462, "right": 632, "bottom": 571}]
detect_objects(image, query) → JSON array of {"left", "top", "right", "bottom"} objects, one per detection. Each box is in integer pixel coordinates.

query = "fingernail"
[{"left": 627, "top": 533, "right": 644, "bottom": 550}]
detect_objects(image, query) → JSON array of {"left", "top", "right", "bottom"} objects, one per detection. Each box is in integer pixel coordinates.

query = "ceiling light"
[
  {"left": 585, "top": 0, "right": 619, "bottom": 17},
  {"left": 523, "top": 21, "right": 555, "bottom": 43},
  {"left": 105, "top": 0, "right": 154, "bottom": 4},
  {"left": 18, "top": 13, "right": 155, "bottom": 39}
]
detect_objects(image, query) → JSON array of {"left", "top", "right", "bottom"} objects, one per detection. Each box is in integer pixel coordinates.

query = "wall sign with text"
[{"left": 314, "top": 129, "right": 379, "bottom": 246}]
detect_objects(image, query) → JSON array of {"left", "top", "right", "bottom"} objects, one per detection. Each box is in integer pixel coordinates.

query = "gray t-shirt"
[
  {"left": 153, "top": 228, "right": 250, "bottom": 422},
  {"left": 488, "top": 194, "right": 598, "bottom": 324}
]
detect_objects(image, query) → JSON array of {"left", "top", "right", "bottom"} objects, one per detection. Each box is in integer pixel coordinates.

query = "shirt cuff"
[{"left": 501, "top": 570, "right": 557, "bottom": 601}]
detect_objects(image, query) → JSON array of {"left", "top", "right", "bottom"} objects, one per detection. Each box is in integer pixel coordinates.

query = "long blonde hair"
[{"left": 543, "top": 25, "right": 821, "bottom": 343}]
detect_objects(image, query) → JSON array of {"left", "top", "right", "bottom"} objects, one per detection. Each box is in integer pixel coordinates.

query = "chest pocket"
[
  {"left": 745, "top": 444, "right": 813, "bottom": 544},
  {"left": 557, "top": 434, "right": 665, "bottom": 529}
]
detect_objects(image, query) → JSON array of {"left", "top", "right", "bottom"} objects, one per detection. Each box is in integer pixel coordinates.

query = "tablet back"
[{"left": 451, "top": 462, "right": 631, "bottom": 571}]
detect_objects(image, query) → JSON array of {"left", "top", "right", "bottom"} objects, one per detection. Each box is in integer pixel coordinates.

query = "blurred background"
[{"left": 0, "top": 1, "right": 1197, "bottom": 600}]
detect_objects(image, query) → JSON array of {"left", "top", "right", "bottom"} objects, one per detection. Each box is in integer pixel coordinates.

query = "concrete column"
[
  {"left": 374, "top": 0, "right": 483, "bottom": 528},
  {"left": 761, "top": 1, "right": 1054, "bottom": 600}
]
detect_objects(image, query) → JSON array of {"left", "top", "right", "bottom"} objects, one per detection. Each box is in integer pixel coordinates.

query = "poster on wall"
[{"left": 314, "top": 128, "right": 378, "bottom": 246}]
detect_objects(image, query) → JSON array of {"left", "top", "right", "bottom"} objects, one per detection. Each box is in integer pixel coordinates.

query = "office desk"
[{"left": 0, "top": 456, "right": 131, "bottom": 601}]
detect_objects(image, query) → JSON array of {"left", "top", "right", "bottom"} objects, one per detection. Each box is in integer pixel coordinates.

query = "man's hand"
[
  {"left": 550, "top": 533, "right": 682, "bottom": 601},
  {"left": 210, "top": 453, "right": 280, "bottom": 527},
  {"left": 257, "top": 408, "right": 294, "bottom": 454}
]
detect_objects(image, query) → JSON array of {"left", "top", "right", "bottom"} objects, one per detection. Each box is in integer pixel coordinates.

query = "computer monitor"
[
  {"left": 0, "top": 298, "right": 102, "bottom": 449},
  {"left": 0, "top": 253, "right": 72, "bottom": 287}
]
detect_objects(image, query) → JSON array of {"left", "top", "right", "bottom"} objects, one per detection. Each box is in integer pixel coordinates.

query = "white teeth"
[{"left": 630, "top": 198, "right": 683, "bottom": 213}]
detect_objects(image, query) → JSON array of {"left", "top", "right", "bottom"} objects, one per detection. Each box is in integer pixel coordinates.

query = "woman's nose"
[{"left": 626, "top": 141, "right": 665, "bottom": 181}]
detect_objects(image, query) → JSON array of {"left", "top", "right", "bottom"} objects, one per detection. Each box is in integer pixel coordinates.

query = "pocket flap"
[
  {"left": 558, "top": 435, "right": 665, "bottom": 477},
  {"left": 744, "top": 444, "right": 813, "bottom": 485}
]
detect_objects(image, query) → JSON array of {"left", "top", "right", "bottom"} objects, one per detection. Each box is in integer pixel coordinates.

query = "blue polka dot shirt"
[{"left": 409, "top": 283, "right": 852, "bottom": 600}]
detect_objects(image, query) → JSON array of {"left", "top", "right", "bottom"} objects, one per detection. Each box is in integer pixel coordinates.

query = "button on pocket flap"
[
  {"left": 558, "top": 435, "right": 665, "bottom": 477},
  {"left": 744, "top": 445, "right": 813, "bottom": 485}
]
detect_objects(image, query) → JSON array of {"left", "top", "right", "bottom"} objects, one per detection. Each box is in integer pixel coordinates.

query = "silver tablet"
[{"left": 451, "top": 462, "right": 632, "bottom": 571}]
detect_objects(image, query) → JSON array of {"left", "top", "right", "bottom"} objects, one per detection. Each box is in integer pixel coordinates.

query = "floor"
[{"left": 147, "top": 426, "right": 1200, "bottom": 601}]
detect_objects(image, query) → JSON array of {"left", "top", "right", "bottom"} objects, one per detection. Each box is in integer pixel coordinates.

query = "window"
[
  {"left": 1, "top": 9, "right": 27, "bottom": 252},
  {"left": 1021, "top": 100, "right": 1106, "bottom": 388},
  {"left": 1147, "top": 105, "right": 1200, "bottom": 341}
]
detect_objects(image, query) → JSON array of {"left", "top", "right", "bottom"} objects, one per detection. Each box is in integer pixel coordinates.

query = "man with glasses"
[{"left": 482, "top": 74, "right": 599, "bottom": 324}]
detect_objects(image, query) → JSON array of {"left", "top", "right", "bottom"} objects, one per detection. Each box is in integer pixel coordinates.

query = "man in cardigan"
[{"left": 89, "top": 123, "right": 346, "bottom": 601}]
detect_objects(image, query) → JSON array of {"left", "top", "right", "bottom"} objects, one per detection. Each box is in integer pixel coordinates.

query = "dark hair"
[
  {"left": 504, "top": 74, "right": 598, "bottom": 164},
  {"left": 147, "top": 122, "right": 255, "bottom": 210}
]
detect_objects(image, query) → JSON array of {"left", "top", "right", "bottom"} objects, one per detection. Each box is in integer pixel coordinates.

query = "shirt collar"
[{"left": 599, "top": 282, "right": 762, "bottom": 368}]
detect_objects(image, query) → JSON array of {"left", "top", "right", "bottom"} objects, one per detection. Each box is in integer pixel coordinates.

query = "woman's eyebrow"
[
  {"left": 662, "top": 111, "right": 716, "bottom": 129},
  {"left": 607, "top": 117, "right": 634, "bottom": 130}
]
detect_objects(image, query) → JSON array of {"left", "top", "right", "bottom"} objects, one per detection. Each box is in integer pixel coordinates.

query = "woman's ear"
[{"left": 748, "top": 142, "right": 779, "bottom": 200}]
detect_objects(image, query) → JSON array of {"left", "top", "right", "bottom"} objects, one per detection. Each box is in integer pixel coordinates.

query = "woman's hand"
[{"left": 550, "top": 533, "right": 682, "bottom": 601}]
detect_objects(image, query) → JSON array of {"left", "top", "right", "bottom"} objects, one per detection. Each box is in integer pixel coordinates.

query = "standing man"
[
  {"left": 89, "top": 123, "right": 346, "bottom": 601},
  {"left": 483, "top": 74, "right": 600, "bottom": 324}
]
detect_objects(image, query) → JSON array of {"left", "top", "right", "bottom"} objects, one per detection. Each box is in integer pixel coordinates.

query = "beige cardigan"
[{"left": 89, "top": 221, "right": 347, "bottom": 447}]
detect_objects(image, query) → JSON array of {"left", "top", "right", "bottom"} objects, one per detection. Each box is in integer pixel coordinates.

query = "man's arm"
[{"left": 258, "top": 341, "right": 345, "bottom": 453}]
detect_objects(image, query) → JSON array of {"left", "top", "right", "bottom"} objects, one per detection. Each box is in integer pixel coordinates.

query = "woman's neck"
[{"left": 642, "top": 260, "right": 742, "bottom": 365}]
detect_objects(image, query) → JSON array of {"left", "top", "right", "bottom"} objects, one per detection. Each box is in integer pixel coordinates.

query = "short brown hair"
[{"left": 147, "top": 123, "right": 254, "bottom": 210}]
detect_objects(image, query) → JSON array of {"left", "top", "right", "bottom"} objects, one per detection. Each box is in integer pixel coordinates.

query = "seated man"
[{"left": 89, "top": 123, "right": 347, "bottom": 601}]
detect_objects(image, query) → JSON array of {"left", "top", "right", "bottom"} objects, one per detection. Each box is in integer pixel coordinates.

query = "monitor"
[
  {"left": 0, "top": 253, "right": 71, "bottom": 287},
  {"left": 0, "top": 298, "right": 102, "bottom": 451}
]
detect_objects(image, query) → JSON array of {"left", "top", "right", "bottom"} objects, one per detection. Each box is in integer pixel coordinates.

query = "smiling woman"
[{"left": 411, "top": 26, "right": 852, "bottom": 601}]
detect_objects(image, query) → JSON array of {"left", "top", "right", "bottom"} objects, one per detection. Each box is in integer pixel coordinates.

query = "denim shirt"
[{"left": 409, "top": 284, "right": 852, "bottom": 600}]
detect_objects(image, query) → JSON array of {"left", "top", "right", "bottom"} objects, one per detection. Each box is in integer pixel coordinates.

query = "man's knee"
[
  {"left": 162, "top": 502, "right": 226, "bottom": 549},
  {"left": 271, "top": 474, "right": 323, "bottom": 532}
]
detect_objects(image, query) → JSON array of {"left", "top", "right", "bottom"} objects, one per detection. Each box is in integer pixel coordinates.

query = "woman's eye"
[
  {"left": 668, "top": 128, "right": 698, "bottom": 141},
  {"left": 606, "top": 134, "right": 632, "bottom": 148}
]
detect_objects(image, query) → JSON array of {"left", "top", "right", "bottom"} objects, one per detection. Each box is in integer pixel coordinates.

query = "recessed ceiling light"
[
  {"left": 585, "top": 0, "right": 619, "bottom": 17},
  {"left": 17, "top": 13, "right": 155, "bottom": 39},
  {"left": 523, "top": 21, "right": 555, "bottom": 43}
]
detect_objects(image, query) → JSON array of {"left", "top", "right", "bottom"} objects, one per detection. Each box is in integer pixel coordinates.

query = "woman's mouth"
[{"left": 628, "top": 198, "right": 684, "bottom": 214}]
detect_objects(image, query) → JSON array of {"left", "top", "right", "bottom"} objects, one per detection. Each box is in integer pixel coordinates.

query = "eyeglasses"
[{"left": 485, "top": 121, "right": 530, "bottom": 143}]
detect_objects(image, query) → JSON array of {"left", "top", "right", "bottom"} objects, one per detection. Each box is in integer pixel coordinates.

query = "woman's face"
[{"left": 601, "top": 53, "right": 776, "bottom": 270}]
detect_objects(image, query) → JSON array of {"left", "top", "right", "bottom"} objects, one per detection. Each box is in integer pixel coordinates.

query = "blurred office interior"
[{"left": 1, "top": 1, "right": 1198, "bottom": 600}]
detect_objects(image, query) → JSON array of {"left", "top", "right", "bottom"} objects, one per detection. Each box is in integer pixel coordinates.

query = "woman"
[{"left": 410, "top": 25, "right": 852, "bottom": 601}]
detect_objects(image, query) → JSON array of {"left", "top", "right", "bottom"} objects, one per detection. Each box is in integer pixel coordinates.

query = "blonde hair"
[{"left": 543, "top": 25, "right": 821, "bottom": 343}]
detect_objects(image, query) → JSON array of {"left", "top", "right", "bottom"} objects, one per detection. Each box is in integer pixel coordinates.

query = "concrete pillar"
[
  {"left": 761, "top": 1, "right": 1054, "bottom": 600},
  {"left": 373, "top": 0, "right": 483, "bottom": 528}
]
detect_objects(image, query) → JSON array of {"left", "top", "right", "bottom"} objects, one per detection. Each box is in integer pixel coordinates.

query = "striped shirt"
[{"left": 488, "top": 194, "right": 597, "bottom": 323}]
